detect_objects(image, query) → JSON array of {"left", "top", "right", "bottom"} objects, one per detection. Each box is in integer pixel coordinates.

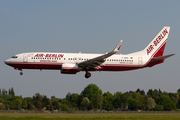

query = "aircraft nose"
[
  {"left": 4, "top": 60, "right": 8, "bottom": 65},
  {"left": 4, "top": 59, "right": 10, "bottom": 65}
]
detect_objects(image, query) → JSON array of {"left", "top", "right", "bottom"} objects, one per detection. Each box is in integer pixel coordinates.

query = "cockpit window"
[{"left": 11, "top": 56, "right": 18, "bottom": 58}]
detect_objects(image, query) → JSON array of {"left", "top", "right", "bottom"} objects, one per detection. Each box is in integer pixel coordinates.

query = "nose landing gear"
[
  {"left": 14, "top": 68, "right": 23, "bottom": 75},
  {"left": 85, "top": 71, "right": 91, "bottom": 78},
  {"left": 20, "top": 71, "right": 23, "bottom": 75}
]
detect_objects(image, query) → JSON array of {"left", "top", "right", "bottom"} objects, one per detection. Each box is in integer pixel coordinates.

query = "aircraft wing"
[{"left": 78, "top": 40, "right": 123, "bottom": 69}]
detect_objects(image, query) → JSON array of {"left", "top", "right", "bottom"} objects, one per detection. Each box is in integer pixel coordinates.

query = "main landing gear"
[{"left": 85, "top": 71, "right": 91, "bottom": 78}]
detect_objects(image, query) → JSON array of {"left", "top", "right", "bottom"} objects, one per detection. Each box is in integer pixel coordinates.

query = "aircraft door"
[
  {"left": 23, "top": 54, "right": 28, "bottom": 62},
  {"left": 138, "top": 57, "right": 142, "bottom": 65}
]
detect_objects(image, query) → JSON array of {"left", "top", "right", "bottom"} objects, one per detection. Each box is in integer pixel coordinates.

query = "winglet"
[{"left": 113, "top": 40, "right": 123, "bottom": 53}]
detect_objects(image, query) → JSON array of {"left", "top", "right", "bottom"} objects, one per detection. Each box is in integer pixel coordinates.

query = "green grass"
[{"left": 0, "top": 113, "right": 179, "bottom": 120}]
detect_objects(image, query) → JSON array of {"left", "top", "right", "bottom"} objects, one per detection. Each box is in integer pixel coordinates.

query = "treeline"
[{"left": 0, "top": 84, "right": 180, "bottom": 111}]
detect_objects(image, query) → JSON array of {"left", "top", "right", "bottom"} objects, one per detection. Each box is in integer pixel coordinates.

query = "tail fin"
[{"left": 144, "top": 26, "right": 170, "bottom": 58}]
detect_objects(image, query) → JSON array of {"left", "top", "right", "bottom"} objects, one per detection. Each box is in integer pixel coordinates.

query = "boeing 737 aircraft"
[{"left": 4, "top": 27, "right": 175, "bottom": 78}]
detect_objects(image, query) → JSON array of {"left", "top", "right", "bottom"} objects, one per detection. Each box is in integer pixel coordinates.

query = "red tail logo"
[{"left": 147, "top": 29, "right": 168, "bottom": 55}]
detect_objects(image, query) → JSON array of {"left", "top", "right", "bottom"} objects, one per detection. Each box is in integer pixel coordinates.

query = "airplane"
[{"left": 4, "top": 26, "right": 175, "bottom": 78}]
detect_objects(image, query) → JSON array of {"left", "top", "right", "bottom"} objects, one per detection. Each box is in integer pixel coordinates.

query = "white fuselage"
[{"left": 5, "top": 52, "right": 151, "bottom": 72}]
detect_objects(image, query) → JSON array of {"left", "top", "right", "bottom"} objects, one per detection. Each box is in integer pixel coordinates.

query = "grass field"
[{"left": 0, "top": 113, "right": 180, "bottom": 120}]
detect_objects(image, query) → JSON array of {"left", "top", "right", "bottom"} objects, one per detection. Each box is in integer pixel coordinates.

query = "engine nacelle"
[{"left": 61, "top": 63, "right": 79, "bottom": 74}]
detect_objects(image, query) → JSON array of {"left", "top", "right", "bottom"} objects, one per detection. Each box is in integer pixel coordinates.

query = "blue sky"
[{"left": 1, "top": 0, "right": 180, "bottom": 98}]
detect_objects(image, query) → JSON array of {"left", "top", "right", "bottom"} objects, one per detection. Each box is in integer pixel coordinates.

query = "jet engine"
[{"left": 61, "top": 63, "right": 79, "bottom": 74}]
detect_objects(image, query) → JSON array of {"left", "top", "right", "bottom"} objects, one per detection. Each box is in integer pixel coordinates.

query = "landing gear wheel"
[
  {"left": 20, "top": 71, "right": 23, "bottom": 75},
  {"left": 85, "top": 72, "right": 91, "bottom": 78}
]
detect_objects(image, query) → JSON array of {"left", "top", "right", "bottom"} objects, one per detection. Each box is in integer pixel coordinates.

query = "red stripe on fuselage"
[{"left": 6, "top": 62, "right": 63, "bottom": 70}]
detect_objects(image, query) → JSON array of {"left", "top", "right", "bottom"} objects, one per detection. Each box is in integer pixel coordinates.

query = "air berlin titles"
[
  {"left": 147, "top": 29, "right": 168, "bottom": 55},
  {"left": 34, "top": 54, "right": 64, "bottom": 58}
]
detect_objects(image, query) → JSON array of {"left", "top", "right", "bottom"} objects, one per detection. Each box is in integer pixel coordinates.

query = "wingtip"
[{"left": 113, "top": 40, "right": 123, "bottom": 52}]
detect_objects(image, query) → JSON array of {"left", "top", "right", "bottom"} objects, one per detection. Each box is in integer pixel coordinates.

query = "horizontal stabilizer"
[{"left": 151, "top": 54, "right": 175, "bottom": 61}]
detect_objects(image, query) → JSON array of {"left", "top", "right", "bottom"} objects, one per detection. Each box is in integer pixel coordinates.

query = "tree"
[
  {"left": 136, "top": 88, "right": 141, "bottom": 94},
  {"left": 0, "top": 98, "right": 4, "bottom": 103},
  {"left": 51, "top": 96, "right": 59, "bottom": 110},
  {"left": 77, "top": 94, "right": 83, "bottom": 110},
  {"left": 103, "top": 91, "right": 114, "bottom": 110},
  {"left": 33, "top": 93, "right": 42, "bottom": 110},
  {"left": 81, "top": 84, "right": 102, "bottom": 109},
  {"left": 154, "top": 105, "right": 163, "bottom": 111},
  {"left": 26, "top": 97, "right": 34, "bottom": 110},
  {"left": 176, "top": 98, "right": 180, "bottom": 109},
  {"left": 60, "top": 103, "right": 70, "bottom": 111},
  {"left": 88, "top": 103, "right": 94, "bottom": 110},
  {"left": 2, "top": 89, "right": 7, "bottom": 95},
  {"left": 42, "top": 96, "right": 51, "bottom": 110},
  {"left": 96, "top": 94, "right": 103, "bottom": 109},
  {"left": 155, "top": 95, "right": 176, "bottom": 111},
  {"left": 128, "top": 91, "right": 139, "bottom": 100},
  {"left": 10, "top": 96, "right": 22, "bottom": 110},
  {"left": 147, "top": 89, "right": 153, "bottom": 97},
  {"left": 66, "top": 92, "right": 71, "bottom": 99},
  {"left": 68, "top": 93, "right": 79, "bottom": 109},
  {"left": 9, "top": 87, "right": 15, "bottom": 96},
  {"left": 120, "top": 92, "right": 129, "bottom": 109},
  {"left": 21, "top": 98, "right": 27, "bottom": 109},
  {"left": 177, "top": 88, "right": 180, "bottom": 94},
  {"left": 153, "top": 89, "right": 159, "bottom": 99},
  {"left": 137, "top": 94, "right": 146, "bottom": 110},
  {"left": 169, "top": 93, "right": 178, "bottom": 104},
  {"left": 81, "top": 97, "right": 90, "bottom": 110},
  {"left": 159, "top": 89, "right": 162, "bottom": 95},
  {"left": 8, "top": 88, "right": 11, "bottom": 95},
  {"left": 0, "top": 102, "right": 5, "bottom": 110},
  {"left": 113, "top": 92, "right": 122, "bottom": 108},
  {"left": 14, "top": 99, "right": 22, "bottom": 110},
  {"left": 60, "top": 98, "right": 70, "bottom": 111},
  {"left": 140, "top": 90, "right": 145, "bottom": 96},
  {"left": 146, "top": 97, "right": 156, "bottom": 110},
  {"left": 128, "top": 98, "right": 140, "bottom": 110}
]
